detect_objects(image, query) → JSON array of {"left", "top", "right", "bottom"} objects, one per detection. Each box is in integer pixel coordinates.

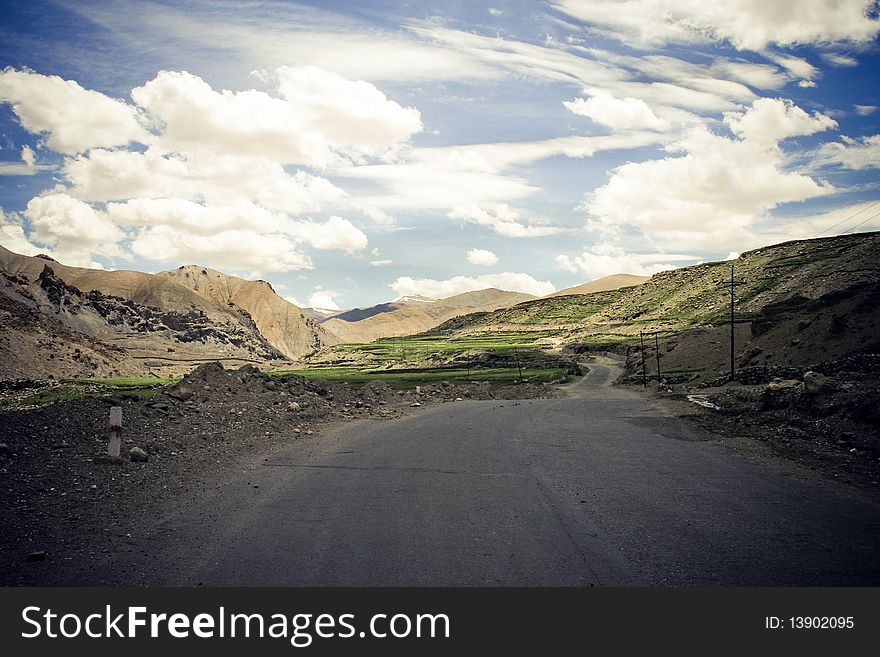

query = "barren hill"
[
  {"left": 0, "top": 246, "right": 332, "bottom": 379},
  {"left": 321, "top": 288, "right": 535, "bottom": 343},
  {"left": 545, "top": 273, "right": 649, "bottom": 297}
]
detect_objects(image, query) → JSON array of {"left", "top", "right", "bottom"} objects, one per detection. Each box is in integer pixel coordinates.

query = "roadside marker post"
[
  {"left": 108, "top": 406, "right": 122, "bottom": 458},
  {"left": 654, "top": 332, "right": 662, "bottom": 383},
  {"left": 639, "top": 331, "right": 648, "bottom": 388}
]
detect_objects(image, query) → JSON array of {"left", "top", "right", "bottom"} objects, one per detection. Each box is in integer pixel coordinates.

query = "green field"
[
  {"left": 4, "top": 376, "right": 178, "bottom": 409},
  {"left": 270, "top": 366, "right": 570, "bottom": 389},
  {"left": 334, "top": 331, "right": 558, "bottom": 363}
]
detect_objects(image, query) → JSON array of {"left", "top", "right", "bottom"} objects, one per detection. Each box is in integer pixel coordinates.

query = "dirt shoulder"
[
  {"left": 0, "top": 362, "right": 560, "bottom": 585},
  {"left": 630, "top": 378, "right": 880, "bottom": 500}
]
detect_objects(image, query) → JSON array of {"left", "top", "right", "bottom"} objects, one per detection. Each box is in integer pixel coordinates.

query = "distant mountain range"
[
  {"left": 0, "top": 241, "right": 656, "bottom": 378},
  {"left": 318, "top": 288, "right": 539, "bottom": 344},
  {"left": 302, "top": 274, "right": 650, "bottom": 345}
]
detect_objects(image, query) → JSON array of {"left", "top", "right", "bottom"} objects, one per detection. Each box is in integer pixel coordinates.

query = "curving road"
[{"left": 91, "top": 357, "right": 880, "bottom": 586}]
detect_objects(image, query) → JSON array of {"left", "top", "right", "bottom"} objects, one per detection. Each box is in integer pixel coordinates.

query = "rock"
[
  {"left": 167, "top": 383, "right": 195, "bottom": 401},
  {"left": 766, "top": 379, "right": 801, "bottom": 392},
  {"left": 0, "top": 443, "right": 11, "bottom": 458},
  {"left": 27, "top": 551, "right": 46, "bottom": 562},
  {"left": 803, "top": 371, "right": 837, "bottom": 395},
  {"left": 410, "top": 402, "right": 422, "bottom": 407},
  {"left": 287, "top": 401, "right": 301, "bottom": 412},
  {"left": 130, "top": 446, "right": 149, "bottom": 462}
]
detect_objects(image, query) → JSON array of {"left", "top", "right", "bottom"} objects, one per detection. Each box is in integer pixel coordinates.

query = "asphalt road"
[{"left": 102, "top": 357, "right": 880, "bottom": 586}]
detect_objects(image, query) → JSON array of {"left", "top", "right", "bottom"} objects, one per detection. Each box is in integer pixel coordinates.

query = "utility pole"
[
  {"left": 730, "top": 263, "right": 735, "bottom": 383},
  {"left": 654, "top": 331, "right": 661, "bottom": 383},
  {"left": 639, "top": 330, "right": 647, "bottom": 388},
  {"left": 513, "top": 346, "right": 524, "bottom": 383}
]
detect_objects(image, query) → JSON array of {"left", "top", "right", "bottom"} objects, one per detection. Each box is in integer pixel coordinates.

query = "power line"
[
  {"left": 814, "top": 199, "right": 880, "bottom": 237},
  {"left": 842, "top": 208, "right": 880, "bottom": 234}
]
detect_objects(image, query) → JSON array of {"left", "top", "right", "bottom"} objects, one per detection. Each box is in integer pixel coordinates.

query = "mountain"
[
  {"left": 320, "top": 288, "right": 536, "bottom": 343},
  {"left": 0, "top": 246, "right": 333, "bottom": 379},
  {"left": 545, "top": 273, "right": 649, "bottom": 297},
  {"left": 429, "top": 232, "right": 880, "bottom": 377}
]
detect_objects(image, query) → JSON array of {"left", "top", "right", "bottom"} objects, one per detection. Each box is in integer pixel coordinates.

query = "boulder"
[
  {"left": 803, "top": 371, "right": 837, "bottom": 395},
  {"left": 130, "top": 446, "right": 149, "bottom": 462},
  {"left": 167, "top": 383, "right": 195, "bottom": 401}
]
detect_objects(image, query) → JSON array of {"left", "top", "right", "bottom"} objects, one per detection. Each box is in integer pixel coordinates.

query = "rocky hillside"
[
  {"left": 433, "top": 232, "right": 880, "bottom": 379},
  {"left": 320, "top": 288, "right": 535, "bottom": 343},
  {"left": 0, "top": 246, "right": 332, "bottom": 379}
]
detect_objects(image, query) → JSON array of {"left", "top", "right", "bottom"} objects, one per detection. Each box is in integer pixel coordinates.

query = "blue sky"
[{"left": 1, "top": 0, "right": 878, "bottom": 309}]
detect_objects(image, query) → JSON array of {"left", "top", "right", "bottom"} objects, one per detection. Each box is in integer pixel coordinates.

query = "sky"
[{"left": 0, "top": 0, "right": 878, "bottom": 310}]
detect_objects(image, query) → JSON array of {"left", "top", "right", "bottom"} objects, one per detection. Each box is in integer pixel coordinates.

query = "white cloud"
[
  {"left": 467, "top": 248, "right": 499, "bottom": 267},
  {"left": 284, "top": 295, "right": 304, "bottom": 307},
  {"left": 822, "top": 52, "right": 859, "bottom": 67},
  {"left": 817, "top": 134, "right": 880, "bottom": 169},
  {"left": 131, "top": 225, "right": 312, "bottom": 274},
  {"left": 585, "top": 98, "right": 837, "bottom": 250},
  {"left": 391, "top": 273, "right": 554, "bottom": 298},
  {"left": 20, "top": 145, "right": 35, "bottom": 166},
  {"left": 0, "top": 68, "right": 148, "bottom": 153},
  {"left": 564, "top": 89, "right": 668, "bottom": 131},
  {"left": 0, "top": 212, "right": 43, "bottom": 256},
  {"left": 555, "top": 244, "right": 686, "bottom": 279},
  {"left": 449, "top": 203, "right": 561, "bottom": 238},
  {"left": 0, "top": 162, "right": 39, "bottom": 176},
  {"left": 0, "top": 144, "right": 55, "bottom": 176},
  {"left": 289, "top": 216, "right": 368, "bottom": 253},
  {"left": 764, "top": 53, "right": 819, "bottom": 84},
  {"left": 553, "top": 0, "right": 880, "bottom": 51},
  {"left": 0, "top": 67, "right": 400, "bottom": 274},
  {"left": 307, "top": 290, "right": 341, "bottom": 310},
  {"left": 129, "top": 67, "right": 421, "bottom": 168},
  {"left": 22, "top": 193, "right": 125, "bottom": 267},
  {"left": 369, "top": 259, "right": 393, "bottom": 267},
  {"left": 855, "top": 105, "right": 878, "bottom": 116},
  {"left": 724, "top": 97, "right": 837, "bottom": 146},
  {"left": 64, "top": 148, "right": 347, "bottom": 212}
]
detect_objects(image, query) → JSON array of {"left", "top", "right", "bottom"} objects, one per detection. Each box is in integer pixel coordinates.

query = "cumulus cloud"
[
  {"left": 131, "top": 226, "right": 312, "bottom": 274},
  {"left": 467, "top": 248, "right": 499, "bottom": 267},
  {"left": 724, "top": 97, "right": 837, "bottom": 146},
  {"left": 553, "top": 0, "right": 880, "bottom": 51},
  {"left": 817, "top": 134, "right": 880, "bottom": 169},
  {"left": 0, "top": 211, "right": 43, "bottom": 256},
  {"left": 585, "top": 98, "right": 837, "bottom": 250},
  {"left": 391, "top": 273, "right": 554, "bottom": 298},
  {"left": 289, "top": 216, "right": 368, "bottom": 253},
  {"left": 131, "top": 67, "right": 421, "bottom": 167},
  {"left": 0, "top": 67, "right": 397, "bottom": 272},
  {"left": 23, "top": 193, "right": 125, "bottom": 267},
  {"left": 307, "top": 289, "right": 341, "bottom": 310},
  {"left": 564, "top": 89, "right": 669, "bottom": 131},
  {"left": 0, "top": 68, "right": 147, "bottom": 153},
  {"left": 854, "top": 105, "right": 878, "bottom": 116},
  {"left": 449, "top": 204, "right": 560, "bottom": 238},
  {"left": 555, "top": 244, "right": 690, "bottom": 280}
]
